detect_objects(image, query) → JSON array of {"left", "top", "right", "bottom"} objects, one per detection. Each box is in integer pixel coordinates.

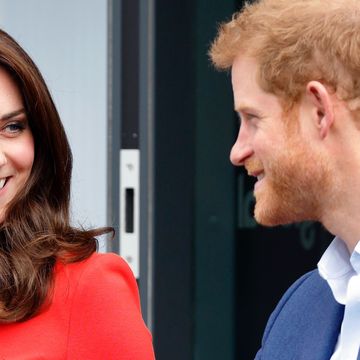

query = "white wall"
[{"left": 0, "top": 0, "right": 108, "bottom": 251}]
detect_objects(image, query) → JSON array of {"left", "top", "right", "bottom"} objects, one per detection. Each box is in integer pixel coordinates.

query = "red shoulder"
[
  {"left": 56, "top": 253, "right": 154, "bottom": 359},
  {"left": 70, "top": 252, "right": 141, "bottom": 310}
]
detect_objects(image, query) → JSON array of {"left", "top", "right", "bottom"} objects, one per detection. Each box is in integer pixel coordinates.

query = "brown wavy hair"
[
  {"left": 0, "top": 29, "right": 112, "bottom": 322},
  {"left": 210, "top": 0, "right": 360, "bottom": 110}
]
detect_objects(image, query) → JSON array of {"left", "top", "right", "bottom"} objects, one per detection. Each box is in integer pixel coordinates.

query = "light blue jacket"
[{"left": 255, "top": 270, "right": 346, "bottom": 360}]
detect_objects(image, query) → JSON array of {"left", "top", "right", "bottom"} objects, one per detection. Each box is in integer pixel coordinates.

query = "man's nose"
[{"left": 229, "top": 126, "right": 253, "bottom": 166}]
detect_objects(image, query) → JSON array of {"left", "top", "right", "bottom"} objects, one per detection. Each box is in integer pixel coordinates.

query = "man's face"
[{"left": 230, "top": 55, "right": 331, "bottom": 226}]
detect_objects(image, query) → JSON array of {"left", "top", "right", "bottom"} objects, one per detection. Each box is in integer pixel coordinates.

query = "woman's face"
[{"left": 0, "top": 67, "right": 34, "bottom": 222}]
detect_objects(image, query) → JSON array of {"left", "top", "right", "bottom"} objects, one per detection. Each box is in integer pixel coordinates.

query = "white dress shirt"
[{"left": 318, "top": 237, "right": 360, "bottom": 359}]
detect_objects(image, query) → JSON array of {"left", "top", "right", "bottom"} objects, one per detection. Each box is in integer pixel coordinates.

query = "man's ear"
[{"left": 305, "top": 81, "right": 334, "bottom": 139}]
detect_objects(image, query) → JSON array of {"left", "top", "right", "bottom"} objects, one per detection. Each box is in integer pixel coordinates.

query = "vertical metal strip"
[
  {"left": 107, "top": 0, "right": 121, "bottom": 253},
  {"left": 108, "top": 0, "right": 155, "bottom": 331},
  {"left": 139, "top": 0, "right": 155, "bottom": 330}
]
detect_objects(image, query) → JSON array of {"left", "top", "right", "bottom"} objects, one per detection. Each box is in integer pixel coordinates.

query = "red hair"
[{"left": 210, "top": 0, "right": 360, "bottom": 108}]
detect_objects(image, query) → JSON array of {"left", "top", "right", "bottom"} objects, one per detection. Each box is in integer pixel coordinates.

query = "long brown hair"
[{"left": 0, "top": 29, "right": 112, "bottom": 322}]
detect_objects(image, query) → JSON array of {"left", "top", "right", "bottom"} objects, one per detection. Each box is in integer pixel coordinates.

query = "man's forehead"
[
  {"left": 231, "top": 55, "right": 284, "bottom": 114},
  {"left": 231, "top": 56, "right": 259, "bottom": 105},
  {"left": 231, "top": 55, "right": 258, "bottom": 83}
]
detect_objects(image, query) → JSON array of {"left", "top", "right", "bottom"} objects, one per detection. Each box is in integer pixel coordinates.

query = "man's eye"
[
  {"left": 245, "top": 113, "right": 257, "bottom": 121},
  {"left": 237, "top": 114, "right": 242, "bottom": 126}
]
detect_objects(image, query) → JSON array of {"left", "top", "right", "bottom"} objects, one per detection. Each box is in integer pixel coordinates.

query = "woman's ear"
[{"left": 305, "top": 81, "right": 334, "bottom": 139}]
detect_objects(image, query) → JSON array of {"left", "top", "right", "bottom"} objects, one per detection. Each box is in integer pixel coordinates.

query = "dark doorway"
[{"left": 150, "top": 0, "right": 333, "bottom": 359}]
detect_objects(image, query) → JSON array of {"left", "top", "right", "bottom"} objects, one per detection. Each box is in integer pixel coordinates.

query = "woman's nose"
[{"left": 0, "top": 151, "right": 7, "bottom": 167}]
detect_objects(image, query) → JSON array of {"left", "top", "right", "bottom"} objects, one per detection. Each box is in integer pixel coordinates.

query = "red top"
[{"left": 0, "top": 252, "right": 155, "bottom": 359}]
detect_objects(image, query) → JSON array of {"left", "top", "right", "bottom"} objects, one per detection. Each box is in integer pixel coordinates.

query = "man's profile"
[{"left": 211, "top": 0, "right": 360, "bottom": 359}]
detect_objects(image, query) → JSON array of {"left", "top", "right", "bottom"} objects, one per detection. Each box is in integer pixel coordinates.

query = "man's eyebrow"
[
  {"left": 0, "top": 108, "right": 26, "bottom": 121},
  {"left": 234, "top": 104, "right": 258, "bottom": 114}
]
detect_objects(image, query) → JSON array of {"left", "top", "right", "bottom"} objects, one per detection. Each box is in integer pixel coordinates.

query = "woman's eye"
[{"left": 4, "top": 122, "right": 25, "bottom": 134}]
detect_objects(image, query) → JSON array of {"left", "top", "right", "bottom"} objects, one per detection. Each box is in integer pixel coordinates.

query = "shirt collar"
[
  {"left": 350, "top": 241, "right": 360, "bottom": 274},
  {"left": 318, "top": 236, "right": 357, "bottom": 304}
]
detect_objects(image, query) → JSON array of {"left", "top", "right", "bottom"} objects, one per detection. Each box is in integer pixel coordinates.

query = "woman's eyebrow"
[{"left": 0, "top": 108, "right": 26, "bottom": 120}]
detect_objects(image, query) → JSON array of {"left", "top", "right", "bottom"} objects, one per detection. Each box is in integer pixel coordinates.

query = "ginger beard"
[{"left": 246, "top": 119, "right": 332, "bottom": 227}]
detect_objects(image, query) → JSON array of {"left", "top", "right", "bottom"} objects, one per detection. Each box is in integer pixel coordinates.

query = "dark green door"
[{"left": 152, "top": 1, "right": 333, "bottom": 359}]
